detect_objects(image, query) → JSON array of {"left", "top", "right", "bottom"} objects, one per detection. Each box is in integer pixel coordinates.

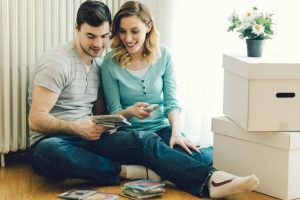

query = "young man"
[{"left": 28, "top": 0, "right": 259, "bottom": 198}]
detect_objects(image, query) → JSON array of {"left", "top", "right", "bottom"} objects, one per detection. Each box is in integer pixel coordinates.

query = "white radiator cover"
[{"left": 0, "top": 0, "right": 123, "bottom": 167}]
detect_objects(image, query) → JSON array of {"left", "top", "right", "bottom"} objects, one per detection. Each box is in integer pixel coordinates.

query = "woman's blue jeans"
[
  {"left": 30, "top": 130, "right": 214, "bottom": 197},
  {"left": 155, "top": 126, "right": 213, "bottom": 166}
]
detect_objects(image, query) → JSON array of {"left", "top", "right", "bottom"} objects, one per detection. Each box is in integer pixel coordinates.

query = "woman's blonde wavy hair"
[{"left": 111, "top": 1, "right": 161, "bottom": 67}]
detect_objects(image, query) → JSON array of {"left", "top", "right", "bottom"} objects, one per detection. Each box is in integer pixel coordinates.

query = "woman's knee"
[
  {"left": 131, "top": 131, "right": 163, "bottom": 150},
  {"left": 132, "top": 131, "right": 160, "bottom": 142},
  {"left": 198, "top": 146, "right": 213, "bottom": 165}
]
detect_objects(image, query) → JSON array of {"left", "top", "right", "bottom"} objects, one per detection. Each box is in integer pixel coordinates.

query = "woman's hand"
[
  {"left": 126, "top": 102, "right": 151, "bottom": 119},
  {"left": 169, "top": 132, "right": 200, "bottom": 155}
]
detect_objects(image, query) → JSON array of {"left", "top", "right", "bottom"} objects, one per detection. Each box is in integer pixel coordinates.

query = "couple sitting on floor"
[{"left": 28, "top": 1, "right": 259, "bottom": 198}]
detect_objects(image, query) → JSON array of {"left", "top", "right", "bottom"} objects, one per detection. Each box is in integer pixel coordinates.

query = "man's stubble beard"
[{"left": 80, "top": 40, "right": 104, "bottom": 58}]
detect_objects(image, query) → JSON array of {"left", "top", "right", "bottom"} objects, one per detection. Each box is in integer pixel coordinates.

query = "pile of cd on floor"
[{"left": 120, "top": 179, "right": 165, "bottom": 199}]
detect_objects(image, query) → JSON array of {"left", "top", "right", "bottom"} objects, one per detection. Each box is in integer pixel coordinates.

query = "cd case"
[
  {"left": 91, "top": 115, "right": 131, "bottom": 130},
  {"left": 123, "top": 179, "right": 165, "bottom": 192},
  {"left": 58, "top": 189, "right": 118, "bottom": 200}
]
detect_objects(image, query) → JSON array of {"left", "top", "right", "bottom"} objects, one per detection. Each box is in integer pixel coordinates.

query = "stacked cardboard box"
[{"left": 212, "top": 54, "right": 300, "bottom": 200}]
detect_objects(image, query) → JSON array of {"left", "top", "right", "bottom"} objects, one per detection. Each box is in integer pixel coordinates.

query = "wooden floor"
[{"left": 0, "top": 153, "right": 279, "bottom": 200}]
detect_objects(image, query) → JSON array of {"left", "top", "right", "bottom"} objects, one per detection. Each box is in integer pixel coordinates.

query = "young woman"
[
  {"left": 101, "top": 0, "right": 212, "bottom": 164},
  {"left": 101, "top": 1, "right": 259, "bottom": 198}
]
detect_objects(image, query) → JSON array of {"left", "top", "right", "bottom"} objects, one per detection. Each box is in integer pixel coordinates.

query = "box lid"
[
  {"left": 223, "top": 54, "right": 300, "bottom": 79},
  {"left": 212, "top": 116, "right": 300, "bottom": 150}
]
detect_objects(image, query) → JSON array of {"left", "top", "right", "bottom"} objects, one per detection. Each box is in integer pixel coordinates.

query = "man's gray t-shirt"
[{"left": 28, "top": 41, "right": 101, "bottom": 145}]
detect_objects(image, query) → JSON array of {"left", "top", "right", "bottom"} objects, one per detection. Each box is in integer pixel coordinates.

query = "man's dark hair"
[{"left": 76, "top": 0, "right": 112, "bottom": 29}]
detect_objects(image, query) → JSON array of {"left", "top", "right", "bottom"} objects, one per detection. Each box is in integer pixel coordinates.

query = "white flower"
[
  {"left": 252, "top": 23, "right": 265, "bottom": 35},
  {"left": 243, "top": 11, "right": 253, "bottom": 19},
  {"left": 242, "top": 9, "right": 257, "bottom": 21},
  {"left": 242, "top": 18, "right": 253, "bottom": 28},
  {"left": 228, "top": 7, "right": 274, "bottom": 40},
  {"left": 241, "top": 9, "right": 256, "bottom": 28}
]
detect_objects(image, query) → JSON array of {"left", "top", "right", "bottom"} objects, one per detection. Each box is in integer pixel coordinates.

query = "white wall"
[
  {"left": 137, "top": 0, "right": 300, "bottom": 146},
  {"left": 150, "top": 0, "right": 300, "bottom": 56},
  {"left": 135, "top": 0, "right": 172, "bottom": 47}
]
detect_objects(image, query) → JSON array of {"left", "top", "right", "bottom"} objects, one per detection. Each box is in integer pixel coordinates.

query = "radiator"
[{"left": 0, "top": 0, "right": 123, "bottom": 167}]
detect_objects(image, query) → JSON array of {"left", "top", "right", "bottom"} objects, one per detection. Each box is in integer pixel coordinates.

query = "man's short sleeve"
[{"left": 33, "top": 55, "right": 70, "bottom": 94}]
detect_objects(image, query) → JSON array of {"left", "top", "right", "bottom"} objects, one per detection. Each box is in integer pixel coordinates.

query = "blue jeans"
[
  {"left": 156, "top": 126, "right": 213, "bottom": 166},
  {"left": 30, "top": 131, "right": 215, "bottom": 197}
]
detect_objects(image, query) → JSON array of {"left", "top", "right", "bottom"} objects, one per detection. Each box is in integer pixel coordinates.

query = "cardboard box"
[
  {"left": 212, "top": 116, "right": 300, "bottom": 200},
  {"left": 223, "top": 54, "right": 300, "bottom": 131}
]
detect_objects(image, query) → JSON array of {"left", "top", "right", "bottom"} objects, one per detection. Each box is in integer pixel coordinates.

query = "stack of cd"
[{"left": 120, "top": 179, "right": 165, "bottom": 199}]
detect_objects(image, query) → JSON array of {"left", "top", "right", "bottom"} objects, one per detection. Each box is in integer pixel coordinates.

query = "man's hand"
[{"left": 73, "top": 117, "right": 106, "bottom": 140}]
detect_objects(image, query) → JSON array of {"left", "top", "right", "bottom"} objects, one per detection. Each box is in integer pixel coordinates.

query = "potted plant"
[{"left": 228, "top": 7, "right": 274, "bottom": 57}]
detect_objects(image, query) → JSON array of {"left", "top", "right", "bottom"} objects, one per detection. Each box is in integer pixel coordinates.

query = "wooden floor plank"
[{"left": 0, "top": 155, "right": 281, "bottom": 200}]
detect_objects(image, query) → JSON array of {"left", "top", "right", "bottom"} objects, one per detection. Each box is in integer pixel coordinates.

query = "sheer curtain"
[{"left": 155, "top": 0, "right": 300, "bottom": 147}]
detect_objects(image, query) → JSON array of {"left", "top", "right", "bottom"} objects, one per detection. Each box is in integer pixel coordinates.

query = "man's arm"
[
  {"left": 28, "top": 85, "right": 105, "bottom": 140},
  {"left": 28, "top": 85, "right": 72, "bottom": 133}
]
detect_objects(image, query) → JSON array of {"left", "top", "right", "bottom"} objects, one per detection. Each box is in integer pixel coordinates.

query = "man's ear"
[{"left": 75, "top": 23, "right": 80, "bottom": 32}]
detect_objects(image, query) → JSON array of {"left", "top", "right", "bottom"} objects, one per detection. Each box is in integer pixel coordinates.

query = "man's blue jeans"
[{"left": 30, "top": 130, "right": 214, "bottom": 197}]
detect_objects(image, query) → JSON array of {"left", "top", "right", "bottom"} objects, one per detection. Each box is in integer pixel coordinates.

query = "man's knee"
[
  {"left": 30, "top": 137, "right": 70, "bottom": 180},
  {"left": 32, "top": 137, "right": 71, "bottom": 164},
  {"left": 34, "top": 137, "right": 67, "bottom": 155}
]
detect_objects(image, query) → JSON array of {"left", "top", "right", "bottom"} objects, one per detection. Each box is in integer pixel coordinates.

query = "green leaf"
[
  {"left": 228, "top": 26, "right": 235, "bottom": 32},
  {"left": 255, "top": 16, "right": 265, "bottom": 25}
]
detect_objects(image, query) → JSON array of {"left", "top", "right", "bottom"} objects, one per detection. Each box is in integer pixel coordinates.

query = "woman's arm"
[
  {"left": 101, "top": 59, "right": 150, "bottom": 119},
  {"left": 162, "top": 47, "right": 199, "bottom": 154},
  {"left": 101, "top": 61, "right": 124, "bottom": 114},
  {"left": 168, "top": 110, "right": 199, "bottom": 154},
  {"left": 162, "top": 47, "right": 181, "bottom": 117},
  {"left": 116, "top": 102, "right": 150, "bottom": 119}
]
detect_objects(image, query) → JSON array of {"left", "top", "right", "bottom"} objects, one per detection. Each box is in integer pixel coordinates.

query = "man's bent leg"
[{"left": 30, "top": 136, "right": 121, "bottom": 185}]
